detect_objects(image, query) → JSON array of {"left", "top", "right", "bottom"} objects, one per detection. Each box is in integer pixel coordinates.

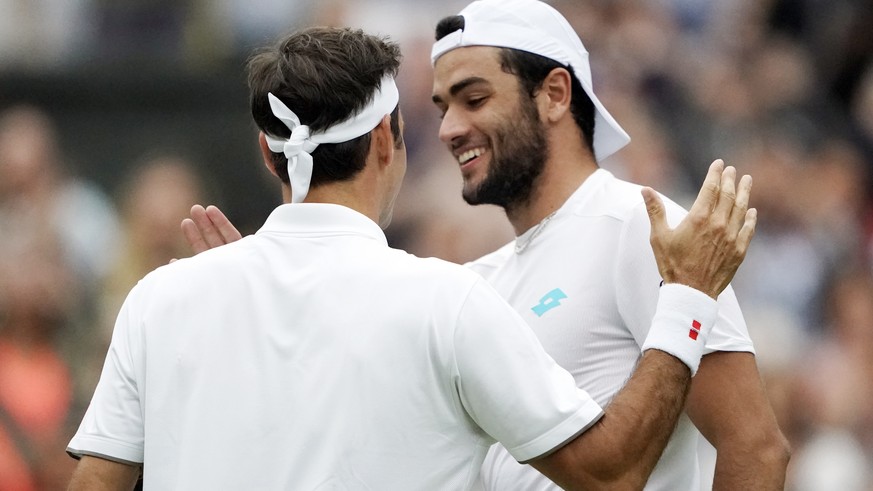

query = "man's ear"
[
  {"left": 370, "top": 114, "right": 394, "bottom": 168},
  {"left": 541, "top": 67, "right": 573, "bottom": 123},
  {"left": 258, "top": 132, "right": 280, "bottom": 178}
]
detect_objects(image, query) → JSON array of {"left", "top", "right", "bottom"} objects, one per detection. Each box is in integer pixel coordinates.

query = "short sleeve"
[
  {"left": 67, "top": 283, "right": 146, "bottom": 464},
  {"left": 452, "top": 279, "right": 603, "bottom": 463}
]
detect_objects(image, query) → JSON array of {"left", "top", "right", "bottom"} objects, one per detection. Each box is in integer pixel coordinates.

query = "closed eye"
[{"left": 467, "top": 97, "right": 486, "bottom": 109}]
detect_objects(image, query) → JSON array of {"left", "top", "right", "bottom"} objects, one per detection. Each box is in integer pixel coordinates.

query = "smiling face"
[{"left": 432, "top": 46, "right": 548, "bottom": 212}]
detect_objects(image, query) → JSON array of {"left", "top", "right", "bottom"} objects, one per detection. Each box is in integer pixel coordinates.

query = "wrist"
[{"left": 641, "top": 283, "right": 718, "bottom": 376}]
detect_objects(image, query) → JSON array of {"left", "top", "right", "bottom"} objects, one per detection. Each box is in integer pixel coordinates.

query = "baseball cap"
[{"left": 431, "top": 0, "right": 631, "bottom": 162}]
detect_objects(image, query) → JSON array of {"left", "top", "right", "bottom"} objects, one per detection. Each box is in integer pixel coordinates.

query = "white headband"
[
  {"left": 431, "top": 0, "right": 630, "bottom": 162},
  {"left": 265, "top": 75, "right": 400, "bottom": 203}
]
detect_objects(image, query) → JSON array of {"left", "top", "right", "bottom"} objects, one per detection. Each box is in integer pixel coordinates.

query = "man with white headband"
[{"left": 430, "top": 0, "right": 789, "bottom": 489}]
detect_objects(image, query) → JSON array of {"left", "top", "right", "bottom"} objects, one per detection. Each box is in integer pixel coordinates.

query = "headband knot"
[
  {"left": 283, "top": 125, "right": 318, "bottom": 161},
  {"left": 264, "top": 75, "right": 400, "bottom": 203}
]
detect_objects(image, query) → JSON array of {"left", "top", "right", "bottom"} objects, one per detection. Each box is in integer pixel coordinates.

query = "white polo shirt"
[
  {"left": 68, "top": 203, "right": 604, "bottom": 490},
  {"left": 472, "top": 169, "right": 754, "bottom": 491}
]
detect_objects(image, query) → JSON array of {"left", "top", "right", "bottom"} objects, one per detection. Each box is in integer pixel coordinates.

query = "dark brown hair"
[{"left": 247, "top": 27, "right": 403, "bottom": 186}]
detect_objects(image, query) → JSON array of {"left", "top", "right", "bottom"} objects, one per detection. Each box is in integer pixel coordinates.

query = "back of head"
[{"left": 247, "top": 27, "right": 402, "bottom": 187}]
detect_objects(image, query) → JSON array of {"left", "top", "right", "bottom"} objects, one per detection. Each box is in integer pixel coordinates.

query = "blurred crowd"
[{"left": 1, "top": 0, "right": 872, "bottom": 489}]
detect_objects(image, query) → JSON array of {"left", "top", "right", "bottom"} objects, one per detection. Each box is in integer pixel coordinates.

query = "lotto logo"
[{"left": 689, "top": 320, "right": 701, "bottom": 340}]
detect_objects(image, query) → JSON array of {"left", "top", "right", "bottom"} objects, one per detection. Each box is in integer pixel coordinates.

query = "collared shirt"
[{"left": 68, "top": 203, "right": 602, "bottom": 490}]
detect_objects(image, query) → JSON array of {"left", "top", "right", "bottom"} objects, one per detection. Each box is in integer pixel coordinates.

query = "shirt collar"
[{"left": 257, "top": 203, "right": 388, "bottom": 246}]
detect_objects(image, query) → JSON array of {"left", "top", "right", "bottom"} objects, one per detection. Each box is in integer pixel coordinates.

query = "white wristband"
[{"left": 641, "top": 283, "right": 718, "bottom": 376}]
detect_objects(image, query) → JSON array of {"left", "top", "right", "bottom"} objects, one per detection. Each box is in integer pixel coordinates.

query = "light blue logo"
[{"left": 531, "top": 288, "right": 567, "bottom": 317}]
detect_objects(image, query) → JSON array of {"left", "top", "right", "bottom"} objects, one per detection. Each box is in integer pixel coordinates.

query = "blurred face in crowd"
[
  {"left": 122, "top": 158, "right": 204, "bottom": 265},
  {"left": 0, "top": 243, "right": 73, "bottom": 339},
  {"left": 432, "top": 46, "right": 548, "bottom": 212},
  {"left": 0, "top": 108, "right": 59, "bottom": 197}
]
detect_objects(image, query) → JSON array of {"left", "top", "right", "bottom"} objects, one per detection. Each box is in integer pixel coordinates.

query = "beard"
[{"left": 462, "top": 91, "right": 548, "bottom": 212}]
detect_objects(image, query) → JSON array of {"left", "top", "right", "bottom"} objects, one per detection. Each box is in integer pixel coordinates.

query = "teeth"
[{"left": 458, "top": 148, "right": 484, "bottom": 164}]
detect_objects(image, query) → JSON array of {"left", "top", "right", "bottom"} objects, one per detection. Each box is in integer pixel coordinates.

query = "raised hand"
[
  {"left": 642, "top": 159, "right": 756, "bottom": 299},
  {"left": 181, "top": 205, "right": 243, "bottom": 255}
]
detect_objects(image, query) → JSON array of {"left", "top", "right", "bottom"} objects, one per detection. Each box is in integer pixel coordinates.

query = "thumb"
[{"left": 642, "top": 187, "right": 668, "bottom": 238}]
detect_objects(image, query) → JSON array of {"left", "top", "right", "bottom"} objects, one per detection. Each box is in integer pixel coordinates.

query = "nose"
[{"left": 438, "top": 106, "right": 469, "bottom": 147}]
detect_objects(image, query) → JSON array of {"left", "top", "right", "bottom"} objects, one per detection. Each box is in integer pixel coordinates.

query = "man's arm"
[
  {"left": 530, "top": 160, "right": 757, "bottom": 490},
  {"left": 688, "top": 352, "right": 790, "bottom": 490},
  {"left": 67, "top": 456, "right": 140, "bottom": 491},
  {"left": 530, "top": 349, "right": 691, "bottom": 489}
]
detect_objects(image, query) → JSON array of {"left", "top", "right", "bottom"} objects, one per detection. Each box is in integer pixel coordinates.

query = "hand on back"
[{"left": 181, "top": 204, "right": 242, "bottom": 254}]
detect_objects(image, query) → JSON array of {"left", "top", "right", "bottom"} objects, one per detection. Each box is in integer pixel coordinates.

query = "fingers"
[
  {"left": 205, "top": 205, "right": 242, "bottom": 243},
  {"left": 727, "top": 174, "right": 752, "bottom": 238},
  {"left": 181, "top": 214, "right": 209, "bottom": 254},
  {"left": 713, "top": 165, "right": 737, "bottom": 220},
  {"left": 180, "top": 204, "right": 243, "bottom": 256},
  {"left": 688, "top": 159, "right": 725, "bottom": 217},
  {"left": 735, "top": 208, "right": 758, "bottom": 257},
  {"left": 642, "top": 187, "right": 667, "bottom": 239},
  {"left": 189, "top": 204, "right": 230, "bottom": 250}
]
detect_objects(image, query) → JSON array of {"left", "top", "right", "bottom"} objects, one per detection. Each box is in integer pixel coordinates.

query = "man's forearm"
[
  {"left": 67, "top": 456, "right": 140, "bottom": 491},
  {"left": 532, "top": 349, "right": 692, "bottom": 489},
  {"left": 712, "top": 442, "right": 789, "bottom": 490},
  {"left": 688, "top": 352, "right": 790, "bottom": 491},
  {"left": 590, "top": 349, "right": 692, "bottom": 484}
]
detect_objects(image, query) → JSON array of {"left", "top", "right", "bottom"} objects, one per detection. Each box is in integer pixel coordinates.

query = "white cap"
[{"left": 432, "top": 0, "right": 630, "bottom": 162}]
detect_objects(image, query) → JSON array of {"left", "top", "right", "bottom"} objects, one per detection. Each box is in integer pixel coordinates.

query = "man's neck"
[
  {"left": 286, "top": 174, "right": 383, "bottom": 227},
  {"left": 506, "top": 152, "right": 598, "bottom": 236}
]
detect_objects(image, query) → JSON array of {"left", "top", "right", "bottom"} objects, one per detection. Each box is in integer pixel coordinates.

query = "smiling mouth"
[{"left": 458, "top": 147, "right": 486, "bottom": 165}]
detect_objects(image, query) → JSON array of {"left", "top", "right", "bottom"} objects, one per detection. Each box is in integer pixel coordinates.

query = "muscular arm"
[
  {"left": 67, "top": 456, "right": 140, "bottom": 491},
  {"left": 688, "top": 351, "right": 790, "bottom": 490},
  {"left": 531, "top": 349, "right": 691, "bottom": 490}
]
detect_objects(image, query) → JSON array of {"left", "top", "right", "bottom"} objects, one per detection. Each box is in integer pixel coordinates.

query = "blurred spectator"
[
  {"left": 211, "top": 0, "right": 314, "bottom": 55},
  {"left": 0, "top": 232, "right": 78, "bottom": 491},
  {"left": 600, "top": 94, "right": 696, "bottom": 206},
  {"left": 0, "top": 106, "right": 120, "bottom": 291},
  {"left": 789, "top": 268, "right": 873, "bottom": 489},
  {"left": 800, "top": 139, "right": 870, "bottom": 267},
  {"left": 0, "top": 0, "right": 93, "bottom": 69},
  {"left": 790, "top": 428, "right": 871, "bottom": 491},
  {"left": 0, "top": 105, "right": 120, "bottom": 491},
  {"left": 851, "top": 62, "right": 873, "bottom": 158},
  {"left": 727, "top": 127, "right": 827, "bottom": 331}
]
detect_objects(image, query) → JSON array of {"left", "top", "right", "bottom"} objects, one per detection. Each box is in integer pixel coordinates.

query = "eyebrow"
[{"left": 432, "top": 76, "right": 490, "bottom": 104}]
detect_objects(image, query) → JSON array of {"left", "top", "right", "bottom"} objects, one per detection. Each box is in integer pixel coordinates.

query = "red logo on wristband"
[{"left": 689, "top": 320, "right": 701, "bottom": 340}]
